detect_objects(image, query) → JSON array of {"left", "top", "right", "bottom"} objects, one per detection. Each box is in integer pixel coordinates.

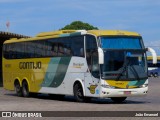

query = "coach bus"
[
  {"left": 147, "top": 56, "right": 160, "bottom": 77},
  {"left": 2, "top": 30, "right": 157, "bottom": 103}
]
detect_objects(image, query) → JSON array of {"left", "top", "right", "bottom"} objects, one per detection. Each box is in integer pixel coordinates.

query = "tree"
[{"left": 60, "top": 21, "right": 98, "bottom": 30}]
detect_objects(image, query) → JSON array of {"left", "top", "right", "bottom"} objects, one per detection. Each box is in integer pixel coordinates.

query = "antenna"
[{"left": 6, "top": 21, "right": 10, "bottom": 32}]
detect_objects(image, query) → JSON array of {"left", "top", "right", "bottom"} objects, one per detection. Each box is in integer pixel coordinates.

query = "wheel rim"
[
  {"left": 23, "top": 82, "right": 29, "bottom": 96},
  {"left": 74, "top": 84, "right": 84, "bottom": 102},
  {"left": 76, "top": 88, "right": 83, "bottom": 99},
  {"left": 23, "top": 84, "right": 27, "bottom": 94},
  {"left": 14, "top": 82, "right": 23, "bottom": 97},
  {"left": 15, "top": 83, "right": 20, "bottom": 92}
]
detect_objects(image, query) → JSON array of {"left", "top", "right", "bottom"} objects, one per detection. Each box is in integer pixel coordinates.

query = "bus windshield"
[{"left": 99, "top": 37, "right": 147, "bottom": 80}]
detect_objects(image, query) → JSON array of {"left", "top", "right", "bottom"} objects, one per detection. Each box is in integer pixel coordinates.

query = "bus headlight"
[
  {"left": 139, "top": 84, "right": 148, "bottom": 88},
  {"left": 101, "top": 84, "right": 115, "bottom": 89}
]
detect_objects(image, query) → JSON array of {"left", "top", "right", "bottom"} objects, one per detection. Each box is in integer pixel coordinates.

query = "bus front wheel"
[
  {"left": 110, "top": 97, "right": 127, "bottom": 103},
  {"left": 154, "top": 73, "right": 158, "bottom": 77},
  {"left": 14, "top": 81, "right": 22, "bottom": 97},
  {"left": 73, "top": 83, "right": 85, "bottom": 102},
  {"left": 22, "top": 81, "right": 29, "bottom": 97}
]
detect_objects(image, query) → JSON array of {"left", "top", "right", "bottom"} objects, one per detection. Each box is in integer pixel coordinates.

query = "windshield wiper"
[
  {"left": 129, "top": 65, "right": 140, "bottom": 81},
  {"left": 116, "top": 59, "right": 130, "bottom": 81}
]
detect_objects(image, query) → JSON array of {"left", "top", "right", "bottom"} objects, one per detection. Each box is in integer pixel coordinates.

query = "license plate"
[{"left": 124, "top": 91, "right": 131, "bottom": 95}]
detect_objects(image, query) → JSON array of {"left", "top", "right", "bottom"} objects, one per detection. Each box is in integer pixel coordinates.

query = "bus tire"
[
  {"left": 154, "top": 72, "right": 158, "bottom": 77},
  {"left": 150, "top": 72, "right": 153, "bottom": 77},
  {"left": 73, "top": 83, "right": 85, "bottom": 102},
  {"left": 14, "top": 80, "right": 23, "bottom": 97},
  {"left": 110, "top": 97, "right": 127, "bottom": 103},
  {"left": 22, "top": 81, "right": 29, "bottom": 97}
]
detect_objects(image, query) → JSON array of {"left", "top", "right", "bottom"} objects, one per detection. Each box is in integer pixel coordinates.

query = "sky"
[{"left": 0, "top": 0, "right": 160, "bottom": 53}]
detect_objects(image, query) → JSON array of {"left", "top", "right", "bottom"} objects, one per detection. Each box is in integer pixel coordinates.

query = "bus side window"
[
  {"left": 86, "top": 35, "right": 100, "bottom": 78},
  {"left": 71, "top": 36, "right": 84, "bottom": 57},
  {"left": 47, "top": 38, "right": 58, "bottom": 57},
  {"left": 91, "top": 50, "right": 99, "bottom": 78},
  {"left": 15, "top": 42, "right": 22, "bottom": 59},
  {"left": 58, "top": 43, "right": 64, "bottom": 56},
  {"left": 3, "top": 44, "right": 9, "bottom": 59},
  {"left": 51, "top": 43, "right": 57, "bottom": 57},
  {"left": 80, "top": 48, "right": 84, "bottom": 57},
  {"left": 24, "top": 41, "right": 35, "bottom": 58},
  {"left": 10, "top": 43, "right": 16, "bottom": 59}
]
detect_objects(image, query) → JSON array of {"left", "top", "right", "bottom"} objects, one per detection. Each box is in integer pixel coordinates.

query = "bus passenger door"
[
  {"left": 85, "top": 50, "right": 100, "bottom": 97},
  {"left": 85, "top": 35, "right": 100, "bottom": 97}
]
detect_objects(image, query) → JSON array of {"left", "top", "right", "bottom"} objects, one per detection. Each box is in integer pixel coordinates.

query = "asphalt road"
[{"left": 0, "top": 78, "right": 159, "bottom": 120}]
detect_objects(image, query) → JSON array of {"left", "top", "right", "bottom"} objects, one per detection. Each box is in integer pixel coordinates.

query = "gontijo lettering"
[{"left": 19, "top": 62, "right": 41, "bottom": 69}]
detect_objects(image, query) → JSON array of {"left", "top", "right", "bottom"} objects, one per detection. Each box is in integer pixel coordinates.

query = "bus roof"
[
  {"left": 4, "top": 30, "right": 141, "bottom": 44},
  {"left": 87, "top": 30, "right": 140, "bottom": 36}
]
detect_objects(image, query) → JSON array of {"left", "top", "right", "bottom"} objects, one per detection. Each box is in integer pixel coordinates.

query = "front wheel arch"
[
  {"left": 73, "top": 80, "right": 85, "bottom": 96},
  {"left": 73, "top": 81, "right": 85, "bottom": 102}
]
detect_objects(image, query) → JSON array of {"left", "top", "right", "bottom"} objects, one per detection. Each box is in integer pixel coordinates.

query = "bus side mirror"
[
  {"left": 98, "top": 47, "right": 104, "bottom": 64},
  {"left": 146, "top": 47, "right": 157, "bottom": 64}
]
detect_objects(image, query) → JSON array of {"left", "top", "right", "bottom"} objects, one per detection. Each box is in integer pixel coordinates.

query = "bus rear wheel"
[
  {"left": 111, "top": 97, "right": 127, "bottom": 103},
  {"left": 150, "top": 72, "right": 153, "bottom": 77},
  {"left": 22, "top": 81, "right": 29, "bottom": 97},
  {"left": 73, "top": 83, "right": 85, "bottom": 102},
  {"left": 14, "top": 81, "right": 22, "bottom": 97}
]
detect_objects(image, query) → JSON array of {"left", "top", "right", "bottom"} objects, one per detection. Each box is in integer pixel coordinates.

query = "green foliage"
[{"left": 60, "top": 21, "right": 98, "bottom": 30}]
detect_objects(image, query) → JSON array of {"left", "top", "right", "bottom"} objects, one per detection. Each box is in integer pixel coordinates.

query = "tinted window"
[
  {"left": 57, "top": 38, "right": 72, "bottom": 56},
  {"left": 86, "top": 35, "right": 97, "bottom": 70},
  {"left": 86, "top": 35, "right": 99, "bottom": 78},
  {"left": 71, "top": 36, "right": 84, "bottom": 57},
  {"left": 100, "top": 37, "right": 142, "bottom": 49},
  {"left": 3, "top": 35, "right": 84, "bottom": 59},
  {"left": 46, "top": 39, "right": 58, "bottom": 57}
]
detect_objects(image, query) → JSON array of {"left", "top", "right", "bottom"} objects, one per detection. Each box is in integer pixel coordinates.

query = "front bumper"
[{"left": 100, "top": 87, "right": 148, "bottom": 98}]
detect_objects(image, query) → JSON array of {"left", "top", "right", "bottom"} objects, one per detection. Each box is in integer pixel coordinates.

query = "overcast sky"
[{"left": 0, "top": 0, "right": 160, "bottom": 50}]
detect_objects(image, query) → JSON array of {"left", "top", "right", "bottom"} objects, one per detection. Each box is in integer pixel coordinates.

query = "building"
[{"left": 0, "top": 31, "right": 30, "bottom": 86}]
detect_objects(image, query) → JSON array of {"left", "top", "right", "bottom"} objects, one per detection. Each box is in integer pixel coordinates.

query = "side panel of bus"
[
  {"left": 3, "top": 58, "right": 50, "bottom": 92},
  {"left": 3, "top": 34, "right": 100, "bottom": 97}
]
